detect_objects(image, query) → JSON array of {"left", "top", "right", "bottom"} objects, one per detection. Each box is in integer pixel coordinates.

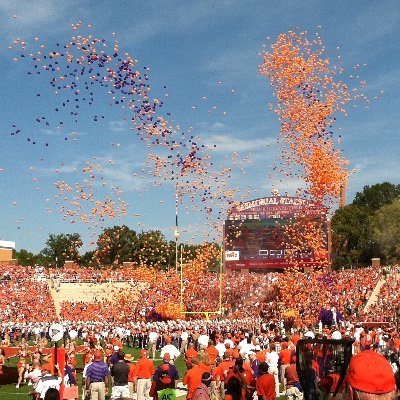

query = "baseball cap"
[
  {"left": 113, "top": 345, "right": 120, "bottom": 351},
  {"left": 93, "top": 350, "right": 102, "bottom": 359},
  {"left": 161, "top": 364, "right": 170, "bottom": 372},
  {"left": 346, "top": 350, "right": 395, "bottom": 394},
  {"left": 140, "top": 349, "right": 148, "bottom": 357}
]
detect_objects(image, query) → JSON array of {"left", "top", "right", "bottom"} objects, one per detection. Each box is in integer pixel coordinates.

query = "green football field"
[
  {"left": 0, "top": 345, "right": 286, "bottom": 400},
  {"left": 0, "top": 346, "right": 187, "bottom": 399}
]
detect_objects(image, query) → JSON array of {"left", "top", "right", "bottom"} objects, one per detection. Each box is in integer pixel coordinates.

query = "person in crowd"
[
  {"left": 285, "top": 356, "right": 303, "bottom": 400},
  {"left": 34, "top": 364, "right": 62, "bottom": 400},
  {"left": 153, "top": 353, "right": 179, "bottom": 386},
  {"left": 344, "top": 350, "right": 396, "bottom": 400},
  {"left": 85, "top": 350, "right": 111, "bottom": 400},
  {"left": 135, "top": 350, "right": 155, "bottom": 400},
  {"left": 193, "top": 372, "right": 212, "bottom": 400},
  {"left": 256, "top": 362, "right": 276, "bottom": 400},
  {"left": 110, "top": 351, "right": 130, "bottom": 399}
]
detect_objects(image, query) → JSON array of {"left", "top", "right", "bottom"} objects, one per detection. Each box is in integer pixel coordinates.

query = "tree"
[
  {"left": 352, "top": 182, "right": 400, "bottom": 211},
  {"left": 331, "top": 182, "right": 400, "bottom": 269},
  {"left": 137, "top": 230, "right": 171, "bottom": 269},
  {"left": 331, "top": 205, "right": 374, "bottom": 269},
  {"left": 370, "top": 200, "right": 400, "bottom": 264},
  {"left": 92, "top": 225, "right": 138, "bottom": 267},
  {"left": 80, "top": 250, "right": 95, "bottom": 268},
  {"left": 13, "top": 249, "right": 36, "bottom": 266},
  {"left": 40, "top": 233, "right": 82, "bottom": 268}
]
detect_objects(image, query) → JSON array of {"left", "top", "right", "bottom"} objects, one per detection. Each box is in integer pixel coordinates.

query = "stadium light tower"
[{"left": 174, "top": 182, "right": 180, "bottom": 272}]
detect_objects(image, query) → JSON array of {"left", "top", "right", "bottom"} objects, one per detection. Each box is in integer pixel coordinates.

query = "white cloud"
[
  {"left": 108, "top": 120, "right": 128, "bottom": 132},
  {"left": 207, "top": 134, "right": 274, "bottom": 153}
]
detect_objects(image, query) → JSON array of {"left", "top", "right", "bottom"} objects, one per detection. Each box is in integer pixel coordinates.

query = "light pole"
[{"left": 174, "top": 182, "right": 180, "bottom": 272}]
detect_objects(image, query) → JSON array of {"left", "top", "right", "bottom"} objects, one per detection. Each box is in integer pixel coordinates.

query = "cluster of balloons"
[
  {"left": 7, "top": 20, "right": 245, "bottom": 252},
  {"left": 258, "top": 30, "right": 368, "bottom": 269},
  {"left": 258, "top": 30, "right": 355, "bottom": 205}
]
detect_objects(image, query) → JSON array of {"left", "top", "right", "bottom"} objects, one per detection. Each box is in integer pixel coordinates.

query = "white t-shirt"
[
  {"left": 27, "top": 368, "right": 42, "bottom": 388},
  {"left": 266, "top": 351, "right": 279, "bottom": 368},
  {"left": 160, "top": 344, "right": 180, "bottom": 360},
  {"left": 181, "top": 331, "right": 189, "bottom": 341},
  {"left": 149, "top": 331, "right": 158, "bottom": 342},
  {"left": 36, "top": 375, "right": 62, "bottom": 399},
  {"left": 198, "top": 334, "right": 209, "bottom": 347}
]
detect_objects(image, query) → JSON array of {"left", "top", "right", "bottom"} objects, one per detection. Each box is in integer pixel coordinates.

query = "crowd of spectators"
[
  {"left": 0, "top": 266, "right": 57, "bottom": 324},
  {"left": 1, "top": 263, "right": 399, "bottom": 331}
]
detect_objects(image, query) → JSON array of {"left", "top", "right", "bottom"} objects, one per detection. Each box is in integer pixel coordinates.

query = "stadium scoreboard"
[{"left": 224, "top": 196, "right": 328, "bottom": 271}]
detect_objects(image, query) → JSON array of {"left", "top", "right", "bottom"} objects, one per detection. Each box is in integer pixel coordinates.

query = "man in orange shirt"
[
  {"left": 205, "top": 340, "right": 219, "bottom": 366},
  {"left": 279, "top": 342, "right": 292, "bottom": 392},
  {"left": 185, "top": 343, "right": 199, "bottom": 370},
  {"left": 212, "top": 351, "right": 235, "bottom": 400},
  {"left": 134, "top": 350, "right": 155, "bottom": 400},
  {"left": 256, "top": 362, "right": 276, "bottom": 400},
  {"left": 183, "top": 359, "right": 204, "bottom": 400}
]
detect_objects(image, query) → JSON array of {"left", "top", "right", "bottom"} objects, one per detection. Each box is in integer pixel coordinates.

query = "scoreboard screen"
[{"left": 224, "top": 196, "right": 327, "bottom": 271}]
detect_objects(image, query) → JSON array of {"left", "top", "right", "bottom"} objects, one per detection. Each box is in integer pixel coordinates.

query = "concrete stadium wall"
[{"left": 0, "top": 248, "right": 13, "bottom": 261}]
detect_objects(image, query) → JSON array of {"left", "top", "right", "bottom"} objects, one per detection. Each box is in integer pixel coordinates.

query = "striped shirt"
[{"left": 86, "top": 360, "right": 110, "bottom": 383}]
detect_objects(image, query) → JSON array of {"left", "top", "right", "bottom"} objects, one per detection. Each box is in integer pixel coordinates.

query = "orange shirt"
[
  {"left": 135, "top": 357, "right": 155, "bottom": 379},
  {"left": 280, "top": 349, "right": 291, "bottom": 365},
  {"left": 183, "top": 365, "right": 204, "bottom": 399},
  {"left": 199, "top": 362, "right": 212, "bottom": 373},
  {"left": 128, "top": 364, "right": 136, "bottom": 382},
  {"left": 205, "top": 346, "right": 219, "bottom": 365},
  {"left": 213, "top": 360, "right": 234, "bottom": 381}
]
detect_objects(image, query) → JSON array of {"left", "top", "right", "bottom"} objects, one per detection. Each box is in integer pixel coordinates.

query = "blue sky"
[{"left": 0, "top": 0, "right": 399, "bottom": 254}]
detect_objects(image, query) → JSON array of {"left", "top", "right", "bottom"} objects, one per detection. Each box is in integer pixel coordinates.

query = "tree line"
[
  {"left": 331, "top": 182, "right": 400, "bottom": 269},
  {"left": 14, "top": 226, "right": 209, "bottom": 270},
  {"left": 13, "top": 182, "right": 400, "bottom": 271}
]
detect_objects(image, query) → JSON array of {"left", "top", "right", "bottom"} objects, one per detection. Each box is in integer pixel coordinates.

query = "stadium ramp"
[
  {"left": 363, "top": 276, "right": 385, "bottom": 313},
  {"left": 48, "top": 280, "right": 147, "bottom": 319}
]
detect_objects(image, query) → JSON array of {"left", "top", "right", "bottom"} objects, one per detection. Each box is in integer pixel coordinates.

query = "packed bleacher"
[{"left": 0, "top": 262, "right": 397, "bottom": 329}]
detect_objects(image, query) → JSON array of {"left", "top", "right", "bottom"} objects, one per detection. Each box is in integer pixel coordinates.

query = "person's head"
[
  {"left": 225, "top": 376, "right": 242, "bottom": 400},
  {"left": 201, "top": 372, "right": 212, "bottom": 387},
  {"left": 234, "top": 357, "right": 244, "bottom": 373},
  {"left": 344, "top": 351, "right": 396, "bottom": 400},
  {"left": 117, "top": 351, "right": 125, "bottom": 361},
  {"left": 270, "top": 343, "right": 276, "bottom": 352},
  {"left": 259, "top": 362, "right": 269, "bottom": 374},
  {"left": 44, "top": 388, "right": 60, "bottom": 400},
  {"left": 93, "top": 349, "right": 102, "bottom": 361},
  {"left": 140, "top": 349, "right": 148, "bottom": 358}
]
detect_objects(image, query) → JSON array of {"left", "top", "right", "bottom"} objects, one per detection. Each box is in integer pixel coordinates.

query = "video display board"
[{"left": 224, "top": 196, "right": 327, "bottom": 271}]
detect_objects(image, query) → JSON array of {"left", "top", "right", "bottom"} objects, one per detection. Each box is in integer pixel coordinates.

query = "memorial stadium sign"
[{"left": 224, "top": 196, "right": 328, "bottom": 271}]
